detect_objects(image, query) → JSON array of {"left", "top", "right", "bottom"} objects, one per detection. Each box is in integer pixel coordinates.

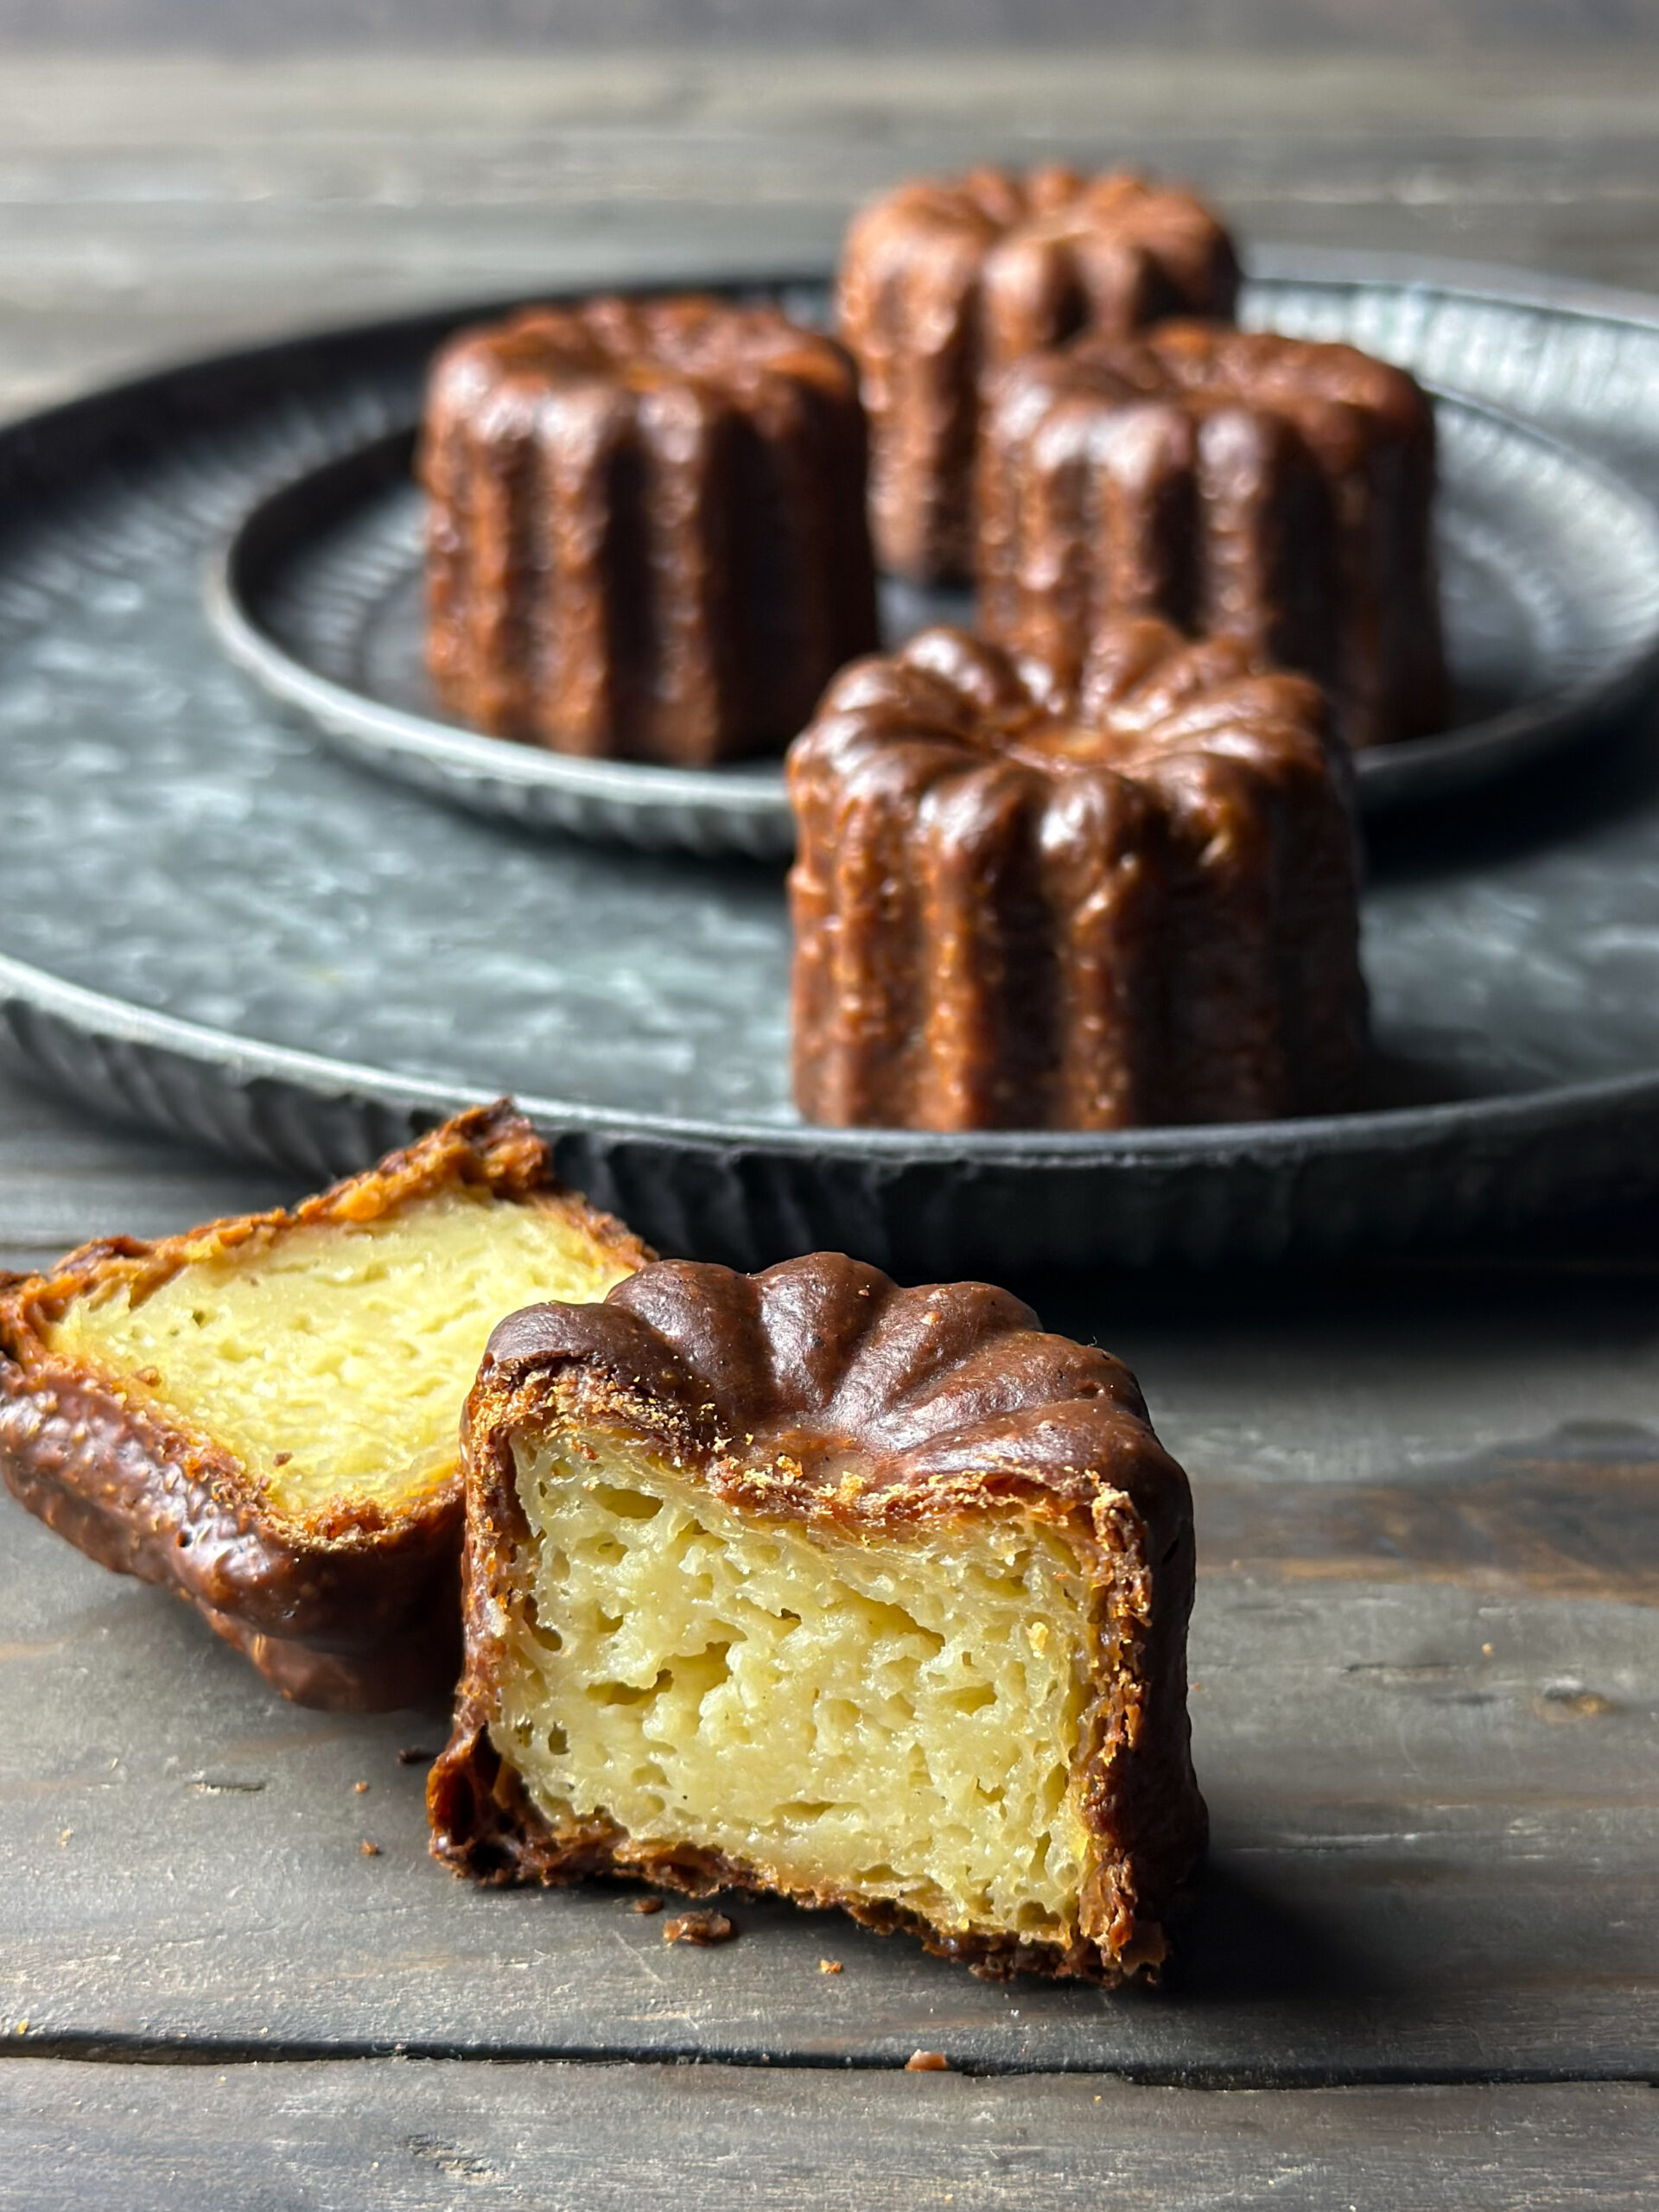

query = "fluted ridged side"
[
  {"left": 838, "top": 166, "right": 1239, "bottom": 585},
  {"left": 1039, "top": 768, "right": 1166, "bottom": 1129},
  {"left": 788, "top": 626, "right": 1367, "bottom": 1133},
  {"left": 790, "top": 720, "right": 947, "bottom": 1127},
  {"left": 542, "top": 382, "right": 643, "bottom": 753},
  {"left": 421, "top": 298, "right": 880, "bottom": 766},
  {"left": 977, "top": 325, "right": 1447, "bottom": 751}
]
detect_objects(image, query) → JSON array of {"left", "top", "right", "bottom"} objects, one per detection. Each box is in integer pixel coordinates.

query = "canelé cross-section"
[
  {"left": 429, "top": 1251, "right": 1205, "bottom": 1982},
  {"left": 0, "top": 1105, "right": 648, "bottom": 1708}
]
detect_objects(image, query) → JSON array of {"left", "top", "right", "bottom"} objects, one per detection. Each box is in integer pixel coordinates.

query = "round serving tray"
[
  {"left": 10, "top": 249, "right": 1659, "bottom": 1273},
  {"left": 207, "top": 338, "right": 1659, "bottom": 858}
]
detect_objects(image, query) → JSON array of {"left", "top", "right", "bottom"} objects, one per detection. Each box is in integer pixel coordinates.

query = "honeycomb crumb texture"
[
  {"left": 45, "top": 1191, "right": 634, "bottom": 1516},
  {"left": 499, "top": 1437, "right": 1096, "bottom": 1939}
]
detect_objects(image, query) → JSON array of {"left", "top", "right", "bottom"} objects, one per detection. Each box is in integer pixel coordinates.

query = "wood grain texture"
[
  {"left": 3, "top": 1287, "right": 1656, "bottom": 2080},
  {"left": 2, "top": 53, "right": 1659, "bottom": 423},
  {"left": 5, "top": 3, "right": 1658, "bottom": 51},
  {"left": 3, "top": 2063, "right": 1658, "bottom": 2212},
  {"left": 2, "top": 46, "right": 1659, "bottom": 2195}
]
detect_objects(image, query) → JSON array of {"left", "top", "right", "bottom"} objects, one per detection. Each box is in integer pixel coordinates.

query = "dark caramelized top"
[
  {"left": 476, "top": 1251, "right": 1187, "bottom": 1534},
  {"left": 843, "top": 166, "right": 1239, "bottom": 353},
  {"left": 992, "top": 320, "right": 1435, "bottom": 473},
  {"left": 427, "top": 294, "right": 861, "bottom": 413},
  {"left": 789, "top": 619, "right": 1338, "bottom": 808}
]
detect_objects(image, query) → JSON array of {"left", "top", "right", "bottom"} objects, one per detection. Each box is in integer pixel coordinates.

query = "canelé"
[
  {"left": 423, "top": 296, "right": 880, "bottom": 764},
  {"left": 0, "top": 1105, "right": 648, "bottom": 1708},
  {"left": 787, "top": 621, "right": 1367, "bottom": 1131},
  {"left": 977, "top": 321, "right": 1446, "bottom": 750},
  {"left": 429, "top": 1251, "right": 1205, "bottom": 1982},
  {"left": 838, "top": 166, "right": 1239, "bottom": 582}
]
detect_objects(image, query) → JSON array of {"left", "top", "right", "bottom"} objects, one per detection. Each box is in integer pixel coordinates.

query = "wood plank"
[
  {"left": 0, "top": 40, "right": 1656, "bottom": 2124},
  {"left": 3, "top": 1291, "right": 1656, "bottom": 2080},
  {"left": 2, "top": 2061, "right": 1656, "bottom": 2211},
  {"left": 3, "top": 52, "right": 1659, "bottom": 423},
  {"left": 8, "top": 1, "right": 1659, "bottom": 51}
]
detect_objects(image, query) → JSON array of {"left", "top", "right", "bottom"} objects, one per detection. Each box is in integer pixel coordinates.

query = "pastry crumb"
[
  {"left": 630, "top": 1896, "right": 663, "bottom": 1915},
  {"left": 662, "top": 1910, "right": 735, "bottom": 1946},
  {"left": 353, "top": 1781, "right": 369, "bottom": 1794},
  {"left": 818, "top": 1958, "right": 843, "bottom": 1974},
  {"left": 906, "top": 2050, "right": 950, "bottom": 2072},
  {"left": 359, "top": 1839, "right": 381, "bottom": 1857}
]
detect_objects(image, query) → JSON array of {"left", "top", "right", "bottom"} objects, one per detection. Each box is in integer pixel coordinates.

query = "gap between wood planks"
[{"left": 3, "top": 2034, "right": 1657, "bottom": 2088}]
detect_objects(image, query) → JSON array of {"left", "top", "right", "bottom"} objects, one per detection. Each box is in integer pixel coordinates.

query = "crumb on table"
[{"left": 662, "top": 1910, "right": 735, "bottom": 1946}]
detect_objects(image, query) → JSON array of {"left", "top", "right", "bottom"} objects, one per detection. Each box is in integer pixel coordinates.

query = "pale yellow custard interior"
[
  {"left": 46, "top": 1187, "right": 636, "bottom": 1516},
  {"left": 496, "top": 1430, "right": 1097, "bottom": 1942}
]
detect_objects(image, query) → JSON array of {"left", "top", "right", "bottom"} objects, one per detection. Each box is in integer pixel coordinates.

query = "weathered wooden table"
[{"left": 3, "top": 50, "right": 1658, "bottom": 2205}]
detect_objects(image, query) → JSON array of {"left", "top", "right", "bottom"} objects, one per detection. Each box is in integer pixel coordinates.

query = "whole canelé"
[
  {"left": 838, "top": 166, "right": 1240, "bottom": 583},
  {"left": 977, "top": 321, "right": 1447, "bottom": 752},
  {"left": 422, "top": 295, "right": 880, "bottom": 766},
  {"left": 787, "top": 620, "right": 1368, "bottom": 1132}
]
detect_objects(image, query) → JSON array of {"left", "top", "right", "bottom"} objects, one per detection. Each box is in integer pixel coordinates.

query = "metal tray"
[
  {"left": 10, "top": 251, "right": 1659, "bottom": 1272},
  {"left": 207, "top": 362, "right": 1659, "bottom": 857}
]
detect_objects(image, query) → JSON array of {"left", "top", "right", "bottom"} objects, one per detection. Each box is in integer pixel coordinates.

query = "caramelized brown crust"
[
  {"left": 423, "top": 294, "right": 880, "bottom": 765},
  {"left": 429, "top": 1252, "right": 1206, "bottom": 1983},
  {"left": 786, "top": 620, "right": 1367, "bottom": 1131},
  {"left": 978, "top": 321, "right": 1447, "bottom": 750},
  {"left": 838, "top": 165, "right": 1239, "bottom": 582},
  {"left": 0, "top": 1103, "right": 652, "bottom": 1711}
]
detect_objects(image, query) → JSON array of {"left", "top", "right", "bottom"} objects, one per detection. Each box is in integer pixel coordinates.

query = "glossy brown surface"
[
  {"left": 838, "top": 166, "right": 1239, "bottom": 582},
  {"left": 429, "top": 1251, "right": 1205, "bottom": 1982},
  {"left": 422, "top": 295, "right": 879, "bottom": 765},
  {"left": 0, "top": 1103, "right": 652, "bottom": 1711},
  {"left": 787, "top": 620, "right": 1367, "bottom": 1132},
  {"left": 4, "top": 50, "right": 1659, "bottom": 2202},
  {"left": 979, "top": 321, "right": 1448, "bottom": 750}
]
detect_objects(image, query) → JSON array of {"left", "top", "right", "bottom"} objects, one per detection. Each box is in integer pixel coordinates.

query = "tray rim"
[
  {"left": 28, "top": 237, "right": 1659, "bottom": 439},
  {"left": 10, "top": 245, "right": 1659, "bottom": 1230},
  {"left": 205, "top": 426, "right": 791, "bottom": 827},
  {"left": 203, "top": 354, "right": 1659, "bottom": 838},
  {"left": 7, "top": 946, "right": 1659, "bottom": 1173}
]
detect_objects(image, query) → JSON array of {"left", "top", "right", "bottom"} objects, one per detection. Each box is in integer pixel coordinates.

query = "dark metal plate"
[
  {"left": 10, "top": 253, "right": 1659, "bottom": 1270},
  {"left": 207, "top": 319, "right": 1659, "bottom": 855}
]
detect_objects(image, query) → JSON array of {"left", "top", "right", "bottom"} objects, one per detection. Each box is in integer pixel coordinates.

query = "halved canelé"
[
  {"left": 0, "top": 1103, "right": 649, "bottom": 1709},
  {"left": 429, "top": 1253, "right": 1205, "bottom": 1981}
]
